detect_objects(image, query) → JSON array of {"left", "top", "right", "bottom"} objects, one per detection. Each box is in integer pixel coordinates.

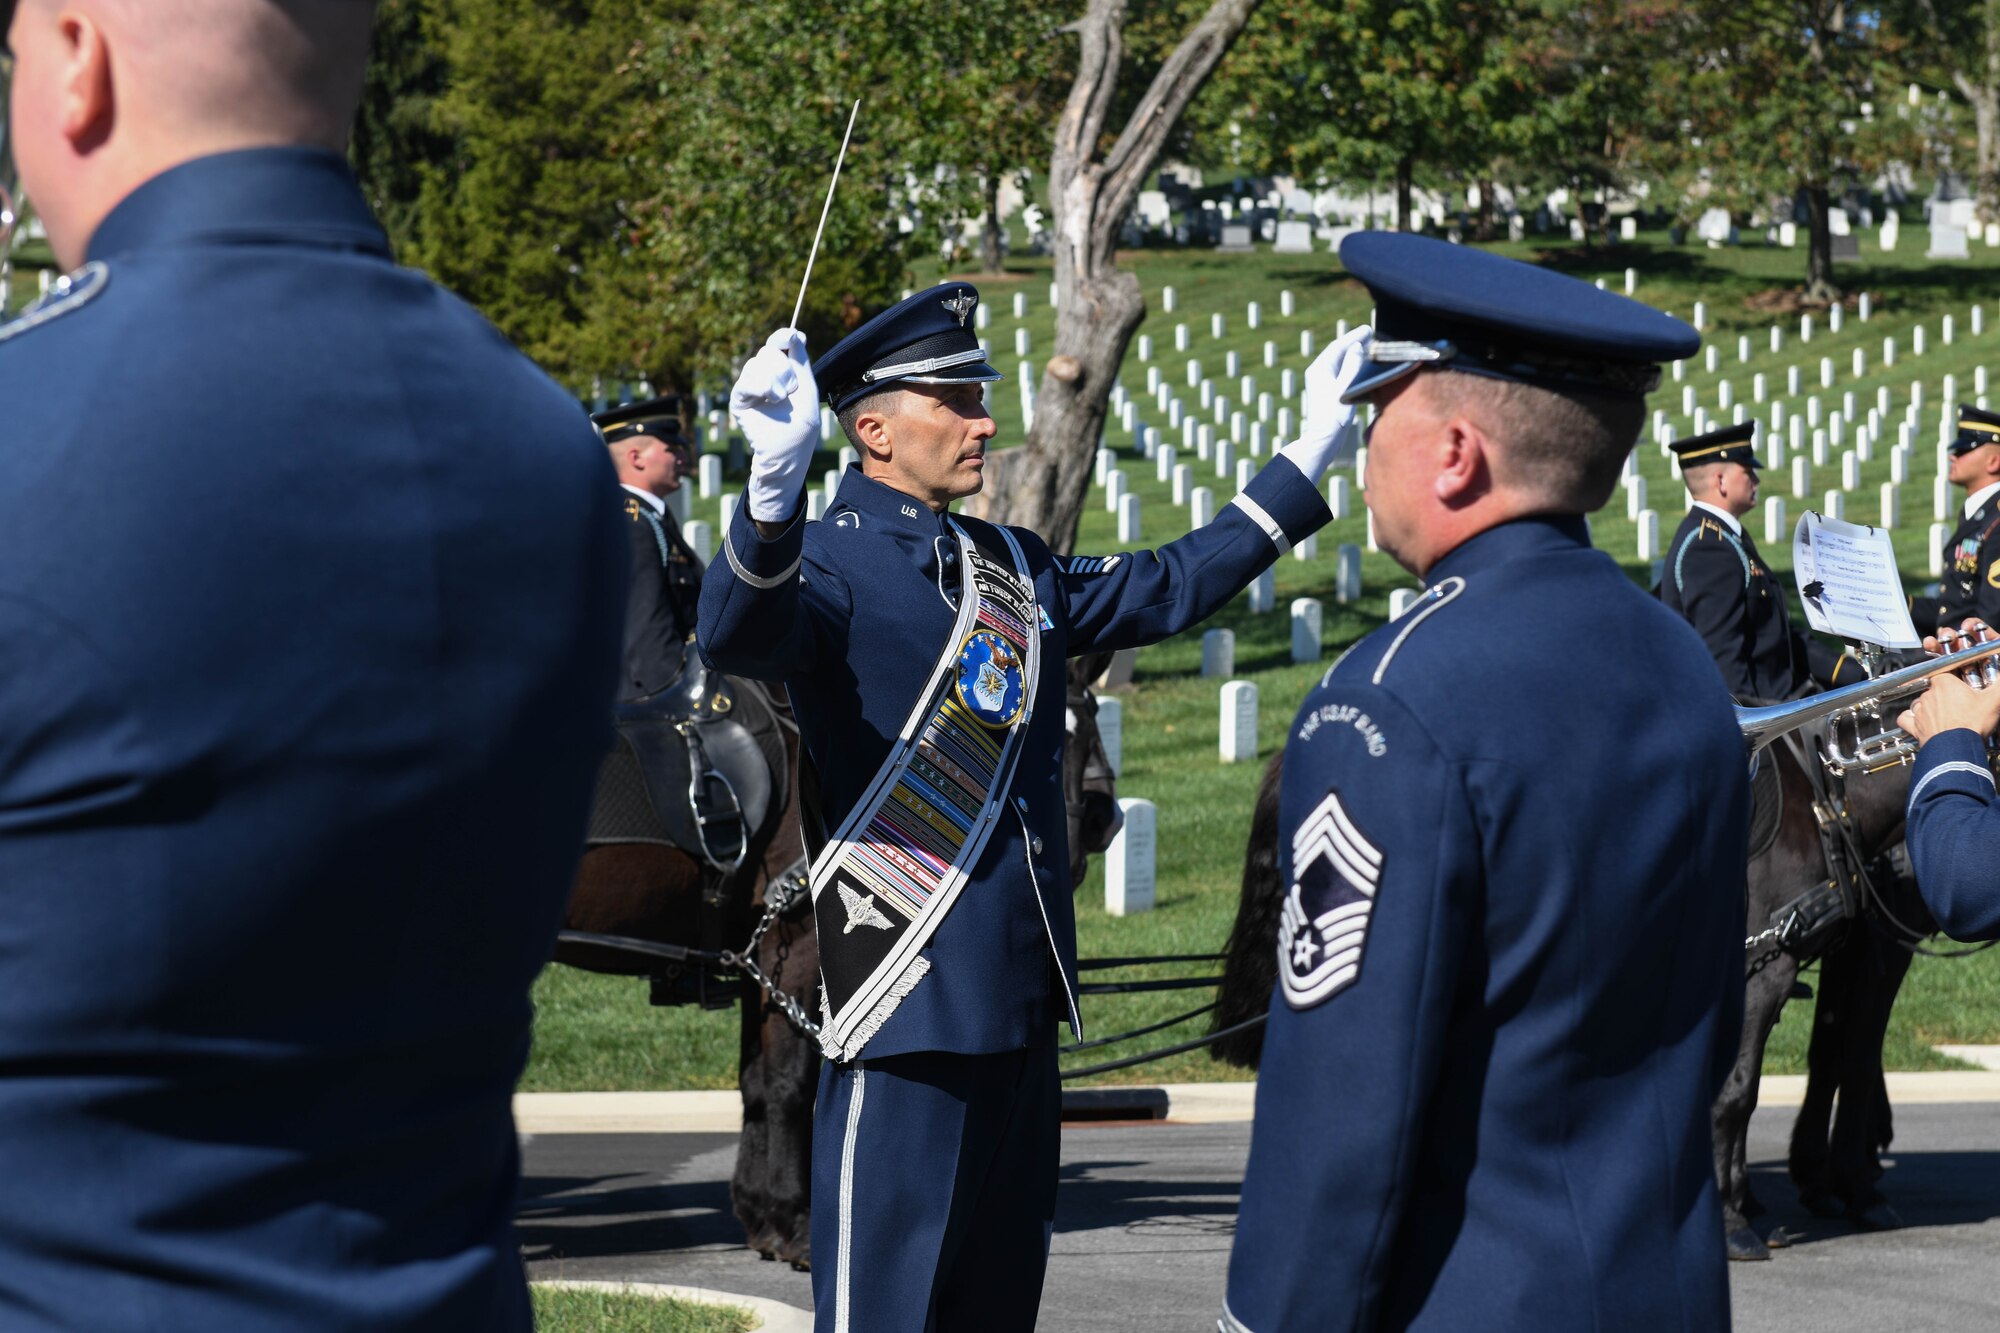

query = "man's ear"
[
  {"left": 56, "top": 11, "right": 116, "bottom": 151},
  {"left": 853, "top": 407, "right": 895, "bottom": 462},
  {"left": 1433, "top": 416, "right": 1488, "bottom": 505}
]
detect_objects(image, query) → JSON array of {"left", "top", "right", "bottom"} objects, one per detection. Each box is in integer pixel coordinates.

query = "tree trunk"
[
  {"left": 980, "top": 170, "right": 1006, "bottom": 274},
  {"left": 1804, "top": 183, "right": 1840, "bottom": 303},
  {"left": 1474, "top": 175, "right": 1497, "bottom": 242},
  {"left": 974, "top": 0, "right": 1262, "bottom": 551},
  {"left": 1395, "top": 155, "right": 1415, "bottom": 233},
  {"left": 1971, "top": 89, "right": 2000, "bottom": 229}
]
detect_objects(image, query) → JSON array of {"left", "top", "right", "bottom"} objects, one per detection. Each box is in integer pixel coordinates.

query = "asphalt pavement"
[{"left": 519, "top": 1101, "right": 2000, "bottom": 1330}]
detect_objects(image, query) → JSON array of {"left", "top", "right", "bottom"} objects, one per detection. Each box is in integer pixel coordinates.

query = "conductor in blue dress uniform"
[
  {"left": 1223, "top": 234, "right": 1745, "bottom": 1332},
  {"left": 1659, "top": 422, "right": 1854, "bottom": 699},
  {"left": 699, "top": 287, "right": 1360, "bottom": 1331},
  {"left": 0, "top": 4, "right": 623, "bottom": 1330}
]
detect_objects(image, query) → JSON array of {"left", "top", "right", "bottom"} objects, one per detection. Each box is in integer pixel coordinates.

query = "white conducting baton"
[{"left": 790, "top": 98, "right": 862, "bottom": 331}]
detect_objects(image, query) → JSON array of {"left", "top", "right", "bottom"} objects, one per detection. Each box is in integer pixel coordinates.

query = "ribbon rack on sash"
[{"left": 811, "top": 520, "right": 1041, "bottom": 1060}]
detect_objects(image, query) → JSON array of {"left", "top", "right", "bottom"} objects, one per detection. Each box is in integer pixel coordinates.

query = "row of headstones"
[
  {"left": 1629, "top": 499, "right": 1955, "bottom": 579},
  {"left": 972, "top": 284, "right": 1303, "bottom": 324},
  {"left": 1102, "top": 590, "right": 1431, "bottom": 916}
]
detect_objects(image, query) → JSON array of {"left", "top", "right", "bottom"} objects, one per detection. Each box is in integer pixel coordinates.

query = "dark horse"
[
  {"left": 554, "top": 677, "right": 820, "bottom": 1270},
  {"left": 551, "top": 658, "right": 1121, "bottom": 1271},
  {"left": 1210, "top": 736, "right": 1940, "bottom": 1261}
]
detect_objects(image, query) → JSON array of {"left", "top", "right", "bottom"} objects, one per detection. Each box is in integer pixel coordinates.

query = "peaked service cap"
[
  {"left": 593, "top": 395, "right": 688, "bottom": 446},
  {"left": 1950, "top": 403, "right": 2000, "bottom": 454},
  {"left": 1670, "top": 420, "right": 1761, "bottom": 470},
  {"left": 1335, "top": 233, "right": 1701, "bottom": 404},
  {"left": 813, "top": 282, "right": 1003, "bottom": 413}
]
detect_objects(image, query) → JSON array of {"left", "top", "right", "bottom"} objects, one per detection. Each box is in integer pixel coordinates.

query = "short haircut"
[
  {"left": 837, "top": 388, "right": 913, "bottom": 450},
  {"left": 1679, "top": 459, "right": 1725, "bottom": 497},
  {"left": 1420, "top": 369, "right": 1646, "bottom": 513}
]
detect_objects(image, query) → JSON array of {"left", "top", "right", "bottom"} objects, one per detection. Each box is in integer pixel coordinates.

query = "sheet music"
[{"left": 1791, "top": 512, "right": 1920, "bottom": 649}]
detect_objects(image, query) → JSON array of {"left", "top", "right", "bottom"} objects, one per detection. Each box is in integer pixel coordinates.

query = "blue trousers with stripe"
[{"left": 810, "top": 1041, "right": 1060, "bottom": 1333}]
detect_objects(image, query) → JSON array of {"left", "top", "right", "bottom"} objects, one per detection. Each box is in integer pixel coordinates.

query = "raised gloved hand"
[
  {"left": 731, "top": 328, "right": 820, "bottom": 522},
  {"left": 1279, "top": 325, "right": 1373, "bottom": 484}
]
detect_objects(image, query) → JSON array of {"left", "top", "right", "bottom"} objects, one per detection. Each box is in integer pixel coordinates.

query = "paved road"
[{"left": 520, "top": 1102, "right": 2000, "bottom": 1330}]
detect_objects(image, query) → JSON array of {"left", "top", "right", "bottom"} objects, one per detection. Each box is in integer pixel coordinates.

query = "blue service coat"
[
  {"left": 1903, "top": 729, "right": 2000, "bottom": 940},
  {"left": 698, "top": 462, "right": 1328, "bottom": 1056},
  {"left": 1225, "top": 517, "right": 1745, "bottom": 1333},
  {"left": 0, "top": 149, "right": 624, "bottom": 1330}
]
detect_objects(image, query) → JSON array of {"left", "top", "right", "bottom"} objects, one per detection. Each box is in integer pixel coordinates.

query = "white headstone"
[
  {"left": 1779, "top": 220, "right": 1798, "bottom": 248},
  {"left": 1211, "top": 313, "right": 1227, "bottom": 339},
  {"left": 1012, "top": 292, "right": 1027, "bottom": 318},
  {"left": 1095, "top": 447, "right": 1115, "bottom": 485},
  {"left": 1627, "top": 475, "right": 1648, "bottom": 519},
  {"left": 1293, "top": 530, "right": 1318, "bottom": 562},
  {"left": 1162, "top": 285, "right": 1177, "bottom": 313},
  {"left": 1289, "top": 600, "right": 1323, "bottom": 664},
  {"left": 1764, "top": 496, "right": 1786, "bottom": 546},
  {"left": 1929, "top": 224, "right": 1971, "bottom": 259},
  {"left": 1103, "top": 797, "right": 1155, "bottom": 916},
  {"left": 1859, "top": 292, "right": 1872, "bottom": 321},
  {"left": 1841, "top": 452, "right": 1859, "bottom": 491},
  {"left": 1172, "top": 464, "right": 1192, "bottom": 505},
  {"left": 806, "top": 491, "right": 828, "bottom": 522},
  {"left": 1880, "top": 216, "right": 1899, "bottom": 253},
  {"left": 1015, "top": 327, "right": 1030, "bottom": 357},
  {"left": 1931, "top": 521, "right": 1950, "bottom": 577},
  {"left": 1216, "top": 440, "right": 1235, "bottom": 478},
  {"left": 1791, "top": 456, "right": 1811, "bottom": 498},
  {"left": 1388, "top": 588, "right": 1419, "bottom": 620},
  {"left": 1202, "top": 628, "right": 1235, "bottom": 679},
  {"left": 1220, "top": 681, "right": 1260, "bottom": 763},
  {"left": 1157, "top": 445, "right": 1177, "bottom": 482},
  {"left": 1096, "top": 696, "right": 1123, "bottom": 776},
  {"left": 1328, "top": 476, "right": 1351, "bottom": 519},
  {"left": 698, "top": 454, "right": 723, "bottom": 499},
  {"left": 1106, "top": 469, "right": 1127, "bottom": 512},
  {"left": 1936, "top": 474, "right": 1953, "bottom": 521},
  {"left": 685, "top": 519, "right": 714, "bottom": 565},
  {"left": 1249, "top": 566, "right": 1275, "bottom": 613},
  {"left": 1192, "top": 486, "right": 1216, "bottom": 527},
  {"left": 1824, "top": 489, "right": 1845, "bottom": 521},
  {"left": 1335, "top": 544, "right": 1363, "bottom": 603},
  {"left": 718, "top": 492, "right": 735, "bottom": 535},
  {"left": 1881, "top": 482, "right": 1900, "bottom": 528},
  {"left": 1280, "top": 290, "right": 1295, "bottom": 317},
  {"left": 1273, "top": 221, "right": 1313, "bottom": 254},
  {"left": 1637, "top": 509, "right": 1660, "bottom": 561}
]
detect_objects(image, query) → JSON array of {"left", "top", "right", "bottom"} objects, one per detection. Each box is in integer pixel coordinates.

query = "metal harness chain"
[{"left": 721, "top": 860, "right": 821, "bottom": 1038}]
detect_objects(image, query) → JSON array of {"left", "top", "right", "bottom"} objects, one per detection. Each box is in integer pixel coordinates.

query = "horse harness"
[{"left": 1744, "top": 718, "right": 1996, "bottom": 976}]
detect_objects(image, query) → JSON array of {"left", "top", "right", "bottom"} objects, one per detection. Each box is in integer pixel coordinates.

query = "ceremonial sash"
[{"left": 811, "top": 520, "right": 1041, "bottom": 1060}]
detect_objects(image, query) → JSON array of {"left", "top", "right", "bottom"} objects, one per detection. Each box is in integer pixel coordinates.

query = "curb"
[
  {"left": 517, "top": 1071, "right": 2000, "bottom": 1134},
  {"left": 533, "top": 1279, "right": 812, "bottom": 1332}
]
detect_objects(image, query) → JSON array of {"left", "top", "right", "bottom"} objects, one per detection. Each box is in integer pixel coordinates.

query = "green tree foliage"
[{"left": 1628, "top": 1, "right": 1897, "bottom": 299}]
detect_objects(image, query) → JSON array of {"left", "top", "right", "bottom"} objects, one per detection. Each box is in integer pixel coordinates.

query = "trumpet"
[{"left": 1738, "top": 633, "right": 2000, "bottom": 774}]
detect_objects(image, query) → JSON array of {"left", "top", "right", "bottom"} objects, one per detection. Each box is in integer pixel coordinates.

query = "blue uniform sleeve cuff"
[
  {"left": 721, "top": 492, "right": 805, "bottom": 590},
  {"left": 1230, "top": 456, "right": 1333, "bottom": 553},
  {"left": 1910, "top": 729, "right": 1998, "bottom": 810}
]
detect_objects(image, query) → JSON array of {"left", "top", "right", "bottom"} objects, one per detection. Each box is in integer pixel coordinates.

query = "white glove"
[
  {"left": 1279, "top": 325, "right": 1373, "bottom": 484},
  {"left": 732, "top": 328, "right": 820, "bottom": 522}
]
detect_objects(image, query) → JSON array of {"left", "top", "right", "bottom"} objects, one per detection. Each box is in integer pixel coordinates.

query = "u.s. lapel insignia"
[
  {"left": 625, "top": 498, "right": 643, "bottom": 520},
  {"left": 1279, "top": 791, "right": 1383, "bottom": 1009},
  {"left": 942, "top": 291, "right": 976, "bottom": 327}
]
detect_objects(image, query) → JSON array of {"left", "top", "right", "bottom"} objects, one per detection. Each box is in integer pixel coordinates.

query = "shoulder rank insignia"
[
  {"left": 0, "top": 261, "right": 110, "bottom": 347},
  {"left": 837, "top": 882, "right": 893, "bottom": 934},
  {"left": 1279, "top": 790, "right": 1384, "bottom": 1009},
  {"left": 1060, "top": 554, "right": 1122, "bottom": 576}
]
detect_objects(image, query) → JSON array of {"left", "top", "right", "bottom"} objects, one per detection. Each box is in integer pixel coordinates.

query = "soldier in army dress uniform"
[
  {"left": 1910, "top": 404, "right": 2000, "bottom": 638},
  {"left": 597, "top": 396, "right": 705, "bottom": 699},
  {"left": 701, "top": 285, "right": 1365, "bottom": 1331},
  {"left": 0, "top": 3, "right": 624, "bottom": 1329},
  {"left": 1223, "top": 234, "right": 1743, "bottom": 1332},
  {"left": 1661, "top": 421, "right": 1853, "bottom": 700}
]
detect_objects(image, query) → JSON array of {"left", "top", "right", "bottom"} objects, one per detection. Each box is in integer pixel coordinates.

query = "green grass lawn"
[
  {"left": 531, "top": 1285, "right": 753, "bottom": 1333},
  {"left": 529, "top": 227, "right": 2000, "bottom": 1087}
]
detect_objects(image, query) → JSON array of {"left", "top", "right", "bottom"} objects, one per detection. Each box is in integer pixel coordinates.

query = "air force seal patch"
[
  {"left": 954, "top": 628, "right": 1026, "bottom": 728},
  {"left": 1278, "top": 790, "right": 1383, "bottom": 1009}
]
